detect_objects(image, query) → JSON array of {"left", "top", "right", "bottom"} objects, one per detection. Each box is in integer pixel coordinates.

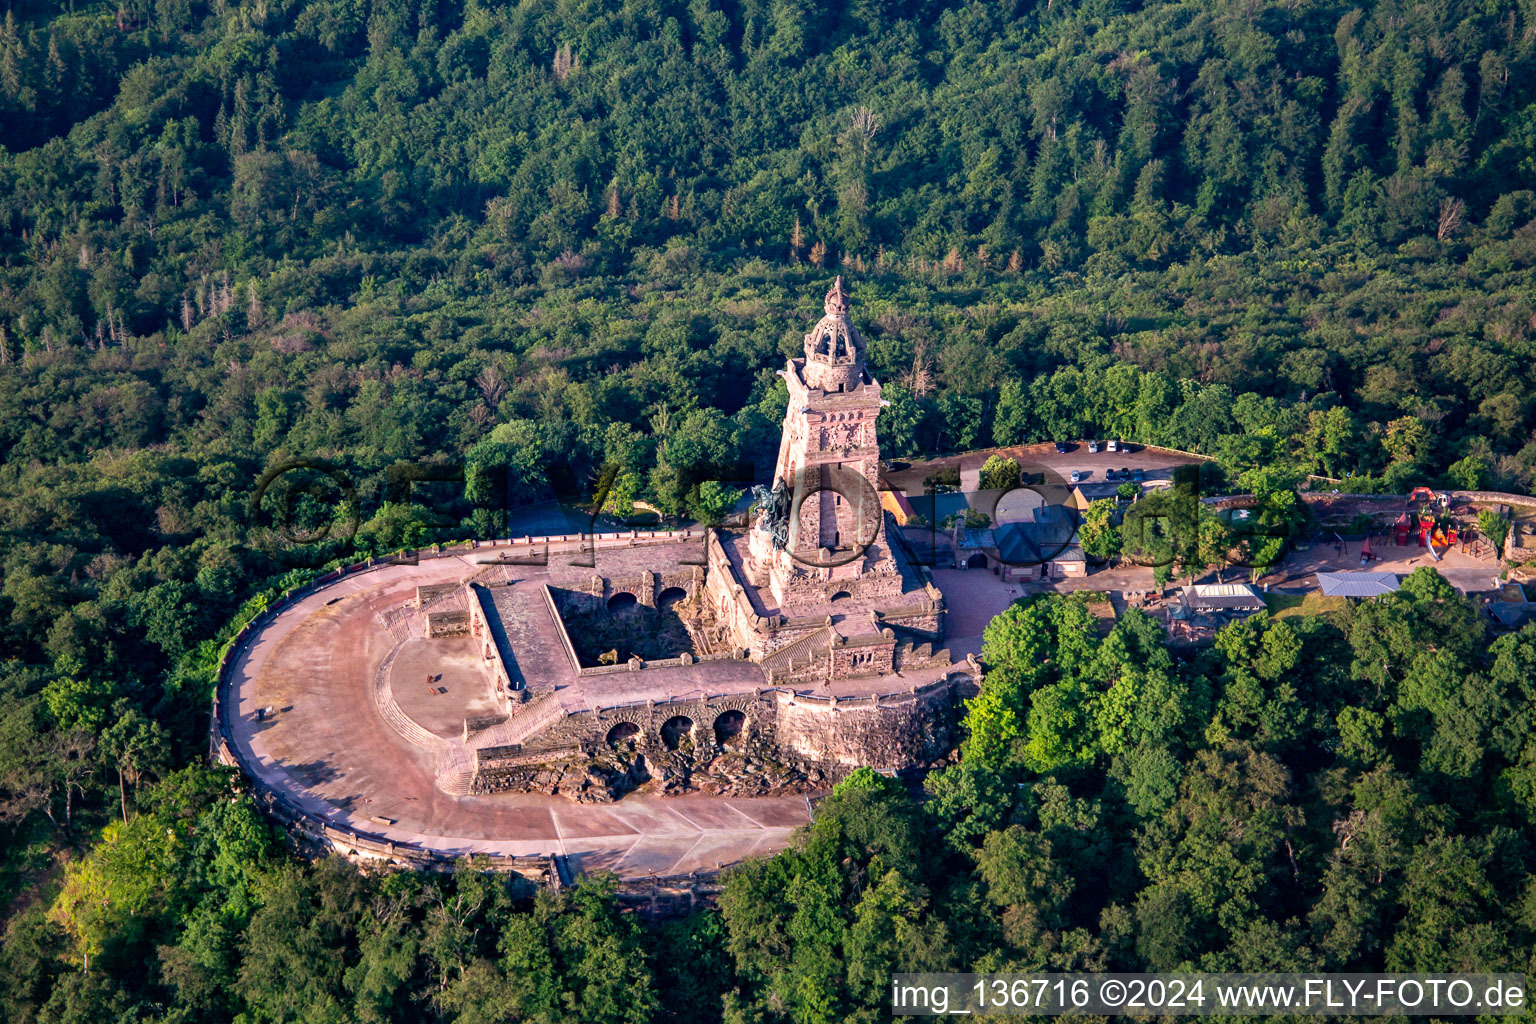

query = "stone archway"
[
  {"left": 656, "top": 586, "right": 688, "bottom": 610},
  {"left": 965, "top": 553, "right": 988, "bottom": 570},
  {"left": 607, "top": 592, "right": 639, "bottom": 613},
  {"left": 606, "top": 721, "right": 641, "bottom": 749},
  {"left": 660, "top": 715, "right": 694, "bottom": 751},
  {"left": 713, "top": 709, "right": 747, "bottom": 748},
  {"left": 830, "top": 590, "right": 852, "bottom": 603}
]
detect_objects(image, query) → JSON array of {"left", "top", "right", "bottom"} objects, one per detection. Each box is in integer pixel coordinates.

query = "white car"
[
  {"left": 1087, "top": 440, "right": 1100, "bottom": 454},
  {"left": 1107, "top": 439, "right": 1119, "bottom": 452}
]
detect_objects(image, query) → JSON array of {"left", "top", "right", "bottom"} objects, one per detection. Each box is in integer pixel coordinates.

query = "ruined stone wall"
[
  {"left": 425, "top": 609, "right": 470, "bottom": 637},
  {"left": 416, "top": 582, "right": 459, "bottom": 606},
  {"left": 546, "top": 580, "right": 746, "bottom": 676},
  {"left": 486, "top": 672, "right": 976, "bottom": 776},
  {"left": 879, "top": 607, "right": 943, "bottom": 639},
  {"left": 529, "top": 691, "right": 779, "bottom": 752},
  {"left": 469, "top": 586, "right": 519, "bottom": 696},
  {"left": 893, "top": 639, "right": 951, "bottom": 672},
  {"left": 564, "top": 567, "right": 708, "bottom": 609},
  {"left": 705, "top": 531, "right": 770, "bottom": 656}
]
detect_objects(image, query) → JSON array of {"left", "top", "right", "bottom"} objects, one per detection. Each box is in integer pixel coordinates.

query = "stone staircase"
[
  {"left": 372, "top": 641, "right": 448, "bottom": 756},
  {"left": 376, "top": 606, "right": 419, "bottom": 644},
  {"left": 417, "top": 586, "right": 467, "bottom": 615},
  {"left": 439, "top": 768, "right": 475, "bottom": 795},
  {"left": 436, "top": 745, "right": 476, "bottom": 795},
  {"left": 377, "top": 690, "right": 447, "bottom": 754},
  {"left": 478, "top": 693, "right": 569, "bottom": 749},
  {"left": 761, "top": 627, "right": 831, "bottom": 683},
  {"left": 460, "top": 561, "right": 513, "bottom": 588}
]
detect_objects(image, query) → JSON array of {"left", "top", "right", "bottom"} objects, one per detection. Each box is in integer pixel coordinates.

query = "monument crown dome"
[{"left": 803, "top": 276, "right": 865, "bottom": 391}]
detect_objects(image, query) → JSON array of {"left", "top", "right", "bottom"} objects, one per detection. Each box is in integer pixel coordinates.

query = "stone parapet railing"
[
  {"left": 1450, "top": 490, "right": 1536, "bottom": 508},
  {"left": 774, "top": 669, "right": 970, "bottom": 710},
  {"left": 573, "top": 649, "right": 743, "bottom": 677}
]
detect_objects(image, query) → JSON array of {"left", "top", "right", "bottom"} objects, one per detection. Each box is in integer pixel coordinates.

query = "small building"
[
  {"left": 1182, "top": 582, "right": 1266, "bottom": 616},
  {"left": 1488, "top": 582, "right": 1533, "bottom": 629},
  {"left": 1316, "top": 571, "right": 1401, "bottom": 598},
  {"left": 954, "top": 504, "right": 1086, "bottom": 580}
]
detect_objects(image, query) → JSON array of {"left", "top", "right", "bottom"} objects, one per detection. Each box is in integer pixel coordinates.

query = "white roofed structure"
[
  {"left": 1182, "top": 582, "right": 1266, "bottom": 614},
  {"left": 1316, "top": 572, "right": 1400, "bottom": 598}
]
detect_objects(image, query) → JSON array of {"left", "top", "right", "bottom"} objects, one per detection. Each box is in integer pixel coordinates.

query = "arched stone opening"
[
  {"left": 660, "top": 715, "right": 695, "bottom": 751},
  {"left": 657, "top": 586, "right": 688, "bottom": 610},
  {"left": 607, "top": 591, "right": 639, "bottom": 613},
  {"left": 965, "top": 553, "right": 988, "bottom": 570},
  {"left": 606, "top": 721, "right": 641, "bottom": 749},
  {"left": 713, "top": 710, "right": 747, "bottom": 748},
  {"left": 830, "top": 590, "right": 852, "bottom": 603}
]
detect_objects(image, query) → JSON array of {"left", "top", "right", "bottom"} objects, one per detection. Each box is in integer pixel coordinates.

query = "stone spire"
[
  {"left": 802, "top": 276, "right": 865, "bottom": 392},
  {"left": 824, "top": 274, "right": 851, "bottom": 315}
]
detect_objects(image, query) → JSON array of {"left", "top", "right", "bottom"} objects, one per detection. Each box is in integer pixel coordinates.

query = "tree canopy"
[{"left": 4, "top": 0, "right": 1536, "bottom": 1018}]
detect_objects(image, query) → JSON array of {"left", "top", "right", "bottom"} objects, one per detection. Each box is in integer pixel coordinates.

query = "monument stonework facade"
[
  {"left": 711, "top": 277, "right": 952, "bottom": 686},
  {"left": 753, "top": 275, "right": 901, "bottom": 607}
]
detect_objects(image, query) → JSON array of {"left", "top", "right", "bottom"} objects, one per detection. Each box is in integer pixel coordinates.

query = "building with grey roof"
[{"left": 1316, "top": 571, "right": 1401, "bottom": 598}]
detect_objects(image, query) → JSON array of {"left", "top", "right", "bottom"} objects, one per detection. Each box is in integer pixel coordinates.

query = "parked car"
[
  {"left": 1131, "top": 467, "right": 1145, "bottom": 482},
  {"left": 1105, "top": 468, "right": 1119, "bottom": 481},
  {"left": 1054, "top": 441, "right": 1068, "bottom": 454},
  {"left": 1070, "top": 469, "right": 1083, "bottom": 483},
  {"left": 1087, "top": 440, "right": 1100, "bottom": 454},
  {"left": 1107, "top": 439, "right": 1119, "bottom": 452},
  {"left": 1119, "top": 467, "right": 1130, "bottom": 480}
]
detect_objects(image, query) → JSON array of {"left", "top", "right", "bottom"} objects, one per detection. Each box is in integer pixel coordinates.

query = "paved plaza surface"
[
  {"left": 227, "top": 547, "right": 812, "bottom": 876},
  {"left": 1257, "top": 538, "right": 1502, "bottom": 594},
  {"left": 930, "top": 568, "right": 1022, "bottom": 658},
  {"left": 391, "top": 635, "right": 502, "bottom": 738}
]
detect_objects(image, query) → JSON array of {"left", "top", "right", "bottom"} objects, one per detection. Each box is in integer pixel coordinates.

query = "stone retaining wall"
[
  {"left": 543, "top": 581, "right": 746, "bottom": 677},
  {"left": 773, "top": 676, "right": 971, "bottom": 769}
]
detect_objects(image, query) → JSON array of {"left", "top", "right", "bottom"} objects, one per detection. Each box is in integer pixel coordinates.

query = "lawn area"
[{"left": 1263, "top": 592, "right": 1350, "bottom": 620}]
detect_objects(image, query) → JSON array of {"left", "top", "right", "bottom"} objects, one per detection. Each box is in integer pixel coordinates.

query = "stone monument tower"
[{"left": 749, "top": 277, "right": 904, "bottom": 610}]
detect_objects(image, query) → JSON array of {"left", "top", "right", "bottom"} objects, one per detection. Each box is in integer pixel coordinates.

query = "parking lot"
[{"left": 883, "top": 440, "right": 1207, "bottom": 494}]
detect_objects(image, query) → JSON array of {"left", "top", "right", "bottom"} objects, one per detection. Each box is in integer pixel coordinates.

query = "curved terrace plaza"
[{"left": 222, "top": 544, "right": 819, "bottom": 876}]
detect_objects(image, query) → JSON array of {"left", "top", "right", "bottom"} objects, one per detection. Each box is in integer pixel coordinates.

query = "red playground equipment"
[
  {"left": 1394, "top": 513, "right": 1412, "bottom": 545},
  {"left": 1421, "top": 513, "right": 1459, "bottom": 560}
]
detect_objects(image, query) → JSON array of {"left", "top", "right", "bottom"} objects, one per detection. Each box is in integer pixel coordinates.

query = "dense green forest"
[
  {"left": 4, "top": 0, "right": 1536, "bottom": 1018},
  {"left": 8, "top": 582, "right": 1536, "bottom": 1022}
]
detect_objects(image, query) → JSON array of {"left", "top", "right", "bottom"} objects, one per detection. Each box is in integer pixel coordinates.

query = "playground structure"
[
  {"left": 1377, "top": 489, "right": 1464, "bottom": 562},
  {"left": 1307, "top": 484, "right": 1515, "bottom": 567}
]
